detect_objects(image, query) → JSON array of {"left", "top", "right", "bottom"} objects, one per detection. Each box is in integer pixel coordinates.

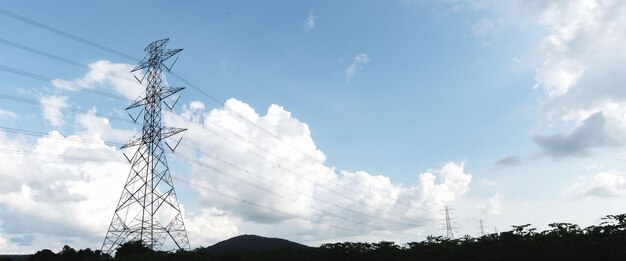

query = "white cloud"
[
  {"left": 458, "top": 1, "right": 626, "bottom": 155},
  {"left": 345, "top": 54, "right": 369, "bottom": 81},
  {"left": 305, "top": 9, "right": 316, "bottom": 31},
  {"left": 39, "top": 95, "right": 68, "bottom": 127},
  {"left": 0, "top": 109, "right": 16, "bottom": 119},
  {"left": 74, "top": 107, "right": 135, "bottom": 143},
  {"left": 0, "top": 123, "right": 128, "bottom": 251},
  {"left": 0, "top": 57, "right": 483, "bottom": 251},
  {"left": 186, "top": 208, "right": 239, "bottom": 244},
  {"left": 485, "top": 193, "right": 503, "bottom": 215},
  {"left": 534, "top": 59, "right": 584, "bottom": 97},
  {"left": 0, "top": 95, "right": 476, "bottom": 251},
  {"left": 564, "top": 170, "right": 626, "bottom": 198},
  {"left": 51, "top": 60, "right": 143, "bottom": 100},
  {"left": 164, "top": 99, "right": 473, "bottom": 243}
]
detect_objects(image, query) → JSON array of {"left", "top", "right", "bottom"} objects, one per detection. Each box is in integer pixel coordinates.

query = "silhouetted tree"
[
  {"left": 29, "top": 249, "right": 57, "bottom": 261},
  {"left": 115, "top": 240, "right": 153, "bottom": 259},
  {"left": 22, "top": 213, "right": 626, "bottom": 261}
]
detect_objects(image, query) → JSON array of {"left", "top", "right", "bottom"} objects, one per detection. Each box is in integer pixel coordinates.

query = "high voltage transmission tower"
[
  {"left": 443, "top": 205, "right": 455, "bottom": 240},
  {"left": 479, "top": 219, "right": 485, "bottom": 236},
  {"left": 102, "top": 39, "right": 190, "bottom": 254}
]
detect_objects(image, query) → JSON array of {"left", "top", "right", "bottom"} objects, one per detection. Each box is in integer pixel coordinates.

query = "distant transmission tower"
[
  {"left": 479, "top": 219, "right": 485, "bottom": 236},
  {"left": 444, "top": 205, "right": 455, "bottom": 240},
  {"left": 102, "top": 39, "right": 189, "bottom": 254}
]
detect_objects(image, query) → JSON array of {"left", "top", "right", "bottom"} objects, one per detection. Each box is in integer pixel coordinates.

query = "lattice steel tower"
[
  {"left": 102, "top": 39, "right": 189, "bottom": 254},
  {"left": 444, "top": 205, "right": 455, "bottom": 240}
]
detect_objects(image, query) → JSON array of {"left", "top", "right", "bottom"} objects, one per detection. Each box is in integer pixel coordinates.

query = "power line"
[
  {"left": 0, "top": 7, "right": 139, "bottom": 61},
  {"left": 0, "top": 8, "right": 436, "bottom": 223},
  {"left": 0, "top": 64, "right": 127, "bottom": 100},
  {"left": 171, "top": 71, "right": 424, "bottom": 211},
  {"left": 0, "top": 123, "right": 428, "bottom": 230},
  {"left": 0, "top": 148, "right": 125, "bottom": 163},
  {"left": 7, "top": 123, "right": 435, "bottom": 230},
  {"left": 2, "top": 31, "right": 432, "bottom": 219},
  {"left": 0, "top": 7, "right": 391, "bottom": 205},
  {"left": 0, "top": 37, "right": 142, "bottom": 87},
  {"left": 172, "top": 174, "right": 419, "bottom": 240},
  {"left": 0, "top": 18, "right": 444, "bottom": 237},
  {"left": 187, "top": 127, "right": 434, "bottom": 224},
  {"left": 0, "top": 40, "right": 435, "bottom": 228},
  {"left": 0, "top": 126, "right": 124, "bottom": 147},
  {"left": 0, "top": 123, "right": 433, "bottom": 236},
  {"left": 0, "top": 93, "right": 134, "bottom": 124},
  {"left": 0, "top": 138, "right": 421, "bottom": 241},
  {"left": 0, "top": 37, "right": 84, "bottom": 68},
  {"left": 177, "top": 143, "right": 426, "bottom": 229},
  {"left": 0, "top": 35, "right": 434, "bottom": 221}
]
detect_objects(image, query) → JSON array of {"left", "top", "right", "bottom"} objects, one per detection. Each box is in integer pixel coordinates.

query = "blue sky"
[{"left": 1, "top": 0, "right": 626, "bottom": 254}]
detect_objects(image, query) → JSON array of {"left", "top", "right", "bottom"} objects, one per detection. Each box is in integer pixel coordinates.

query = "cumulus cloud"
[
  {"left": 564, "top": 170, "right": 626, "bottom": 198},
  {"left": 74, "top": 108, "right": 135, "bottom": 143},
  {"left": 346, "top": 54, "right": 369, "bottom": 81},
  {"left": 186, "top": 208, "right": 239, "bottom": 244},
  {"left": 39, "top": 95, "right": 68, "bottom": 127},
  {"left": 0, "top": 56, "right": 481, "bottom": 251},
  {"left": 51, "top": 60, "right": 143, "bottom": 100},
  {"left": 533, "top": 112, "right": 616, "bottom": 157},
  {"left": 456, "top": 1, "right": 626, "bottom": 160},
  {"left": 0, "top": 122, "right": 128, "bottom": 251},
  {"left": 305, "top": 9, "right": 316, "bottom": 31},
  {"left": 0, "top": 95, "right": 476, "bottom": 251},
  {"left": 164, "top": 99, "right": 473, "bottom": 243}
]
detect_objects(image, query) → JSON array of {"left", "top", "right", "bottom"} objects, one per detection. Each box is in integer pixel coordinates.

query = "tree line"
[{"left": 22, "top": 213, "right": 626, "bottom": 261}]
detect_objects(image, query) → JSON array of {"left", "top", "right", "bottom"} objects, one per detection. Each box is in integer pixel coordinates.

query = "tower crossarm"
[
  {"left": 121, "top": 127, "right": 186, "bottom": 149},
  {"left": 126, "top": 86, "right": 185, "bottom": 110},
  {"left": 132, "top": 48, "right": 182, "bottom": 72},
  {"left": 159, "top": 127, "right": 186, "bottom": 140}
]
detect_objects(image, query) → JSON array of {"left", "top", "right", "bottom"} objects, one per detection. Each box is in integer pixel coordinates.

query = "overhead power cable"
[
  {"left": 175, "top": 151, "right": 392, "bottom": 232},
  {"left": 185, "top": 127, "right": 433, "bottom": 223},
  {"left": 0, "top": 37, "right": 142, "bottom": 87},
  {"left": 0, "top": 148, "right": 125, "bottom": 163},
  {"left": 177, "top": 142, "right": 426, "bottom": 228},
  {"left": 0, "top": 64, "right": 126, "bottom": 101},
  {"left": 0, "top": 36, "right": 433, "bottom": 219},
  {"left": 0, "top": 141, "right": 418, "bottom": 240},
  {"left": 169, "top": 72, "right": 423, "bottom": 210},
  {"left": 172, "top": 175, "right": 418, "bottom": 239},
  {"left": 0, "top": 7, "right": 139, "bottom": 61},
  {"left": 0, "top": 93, "right": 134, "bottom": 124},
  {"left": 0, "top": 8, "right": 428, "bottom": 216},
  {"left": 0, "top": 124, "right": 431, "bottom": 231},
  {"left": 0, "top": 8, "right": 370, "bottom": 197},
  {"left": 0, "top": 126, "right": 124, "bottom": 147}
]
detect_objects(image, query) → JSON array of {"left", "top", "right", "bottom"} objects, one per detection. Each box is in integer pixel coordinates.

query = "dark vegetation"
[
  {"left": 10, "top": 214, "right": 626, "bottom": 261},
  {"left": 204, "top": 234, "right": 307, "bottom": 253}
]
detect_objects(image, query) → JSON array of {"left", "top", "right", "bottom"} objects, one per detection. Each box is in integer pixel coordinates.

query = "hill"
[{"left": 204, "top": 234, "right": 308, "bottom": 253}]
